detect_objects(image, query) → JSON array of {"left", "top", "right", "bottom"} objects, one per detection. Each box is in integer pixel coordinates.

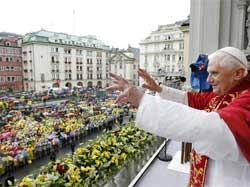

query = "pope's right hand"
[{"left": 137, "top": 68, "right": 162, "bottom": 93}]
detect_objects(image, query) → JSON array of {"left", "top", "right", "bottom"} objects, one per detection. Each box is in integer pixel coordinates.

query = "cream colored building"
[
  {"left": 179, "top": 18, "right": 190, "bottom": 90},
  {"left": 110, "top": 46, "right": 139, "bottom": 86},
  {"left": 21, "top": 30, "right": 110, "bottom": 91},
  {"left": 139, "top": 21, "right": 186, "bottom": 87}
]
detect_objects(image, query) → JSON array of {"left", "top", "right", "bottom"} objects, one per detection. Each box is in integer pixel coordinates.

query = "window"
[
  {"left": 87, "top": 58, "right": 93, "bottom": 64},
  {"left": 172, "top": 55, "right": 175, "bottom": 62},
  {"left": 87, "top": 67, "right": 93, "bottom": 72},
  {"left": 96, "top": 51, "right": 102, "bottom": 57},
  {"left": 41, "top": 73, "right": 45, "bottom": 82},
  {"left": 167, "top": 55, "right": 170, "bottom": 61},
  {"left": 179, "top": 42, "right": 184, "bottom": 50},
  {"left": 119, "top": 63, "right": 122, "bottom": 69},
  {"left": 88, "top": 74, "right": 93, "bottom": 79},
  {"left": 64, "top": 49, "right": 71, "bottom": 54},
  {"left": 171, "top": 65, "right": 175, "bottom": 72}
]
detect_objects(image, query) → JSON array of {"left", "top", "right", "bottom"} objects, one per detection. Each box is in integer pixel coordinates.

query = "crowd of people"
[{"left": 0, "top": 93, "right": 130, "bottom": 181}]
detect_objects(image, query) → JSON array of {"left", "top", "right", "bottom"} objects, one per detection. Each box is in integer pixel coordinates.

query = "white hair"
[{"left": 208, "top": 50, "right": 248, "bottom": 77}]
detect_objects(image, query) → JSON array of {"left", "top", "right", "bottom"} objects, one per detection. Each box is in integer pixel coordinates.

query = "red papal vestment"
[{"left": 187, "top": 75, "right": 250, "bottom": 187}]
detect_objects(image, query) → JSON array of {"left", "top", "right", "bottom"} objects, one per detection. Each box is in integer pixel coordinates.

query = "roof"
[{"left": 22, "top": 29, "right": 110, "bottom": 50}]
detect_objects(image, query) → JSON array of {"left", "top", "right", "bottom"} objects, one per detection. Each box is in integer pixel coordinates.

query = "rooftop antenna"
[{"left": 73, "top": 9, "right": 76, "bottom": 35}]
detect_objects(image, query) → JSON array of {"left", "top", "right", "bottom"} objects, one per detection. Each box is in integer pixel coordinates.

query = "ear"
[{"left": 233, "top": 68, "right": 245, "bottom": 80}]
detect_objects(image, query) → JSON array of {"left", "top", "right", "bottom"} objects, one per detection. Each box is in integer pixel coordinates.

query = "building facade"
[
  {"left": 179, "top": 18, "right": 190, "bottom": 90},
  {"left": 21, "top": 30, "right": 111, "bottom": 92},
  {"left": 189, "top": 0, "right": 250, "bottom": 63},
  {"left": 139, "top": 21, "right": 185, "bottom": 87},
  {"left": 110, "top": 46, "right": 140, "bottom": 86},
  {"left": 0, "top": 32, "right": 23, "bottom": 92}
]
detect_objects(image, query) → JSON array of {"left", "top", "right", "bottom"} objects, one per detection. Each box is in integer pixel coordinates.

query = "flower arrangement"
[{"left": 18, "top": 122, "right": 156, "bottom": 187}]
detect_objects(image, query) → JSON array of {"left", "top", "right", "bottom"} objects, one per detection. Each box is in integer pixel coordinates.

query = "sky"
[{"left": 1, "top": 0, "right": 190, "bottom": 49}]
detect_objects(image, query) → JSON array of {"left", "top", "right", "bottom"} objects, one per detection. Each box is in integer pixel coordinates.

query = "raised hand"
[
  {"left": 137, "top": 68, "right": 162, "bottom": 93},
  {"left": 106, "top": 73, "right": 144, "bottom": 108}
]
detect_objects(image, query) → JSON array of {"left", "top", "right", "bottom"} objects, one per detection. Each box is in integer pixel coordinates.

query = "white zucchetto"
[{"left": 219, "top": 47, "right": 248, "bottom": 68}]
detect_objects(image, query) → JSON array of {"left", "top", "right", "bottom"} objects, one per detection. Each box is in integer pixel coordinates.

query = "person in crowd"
[
  {"left": 106, "top": 46, "right": 250, "bottom": 187},
  {"left": 118, "top": 112, "right": 124, "bottom": 125},
  {"left": 50, "top": 149, "right": 56, "bottom": 162},
  {"left": 70, "top": 139, "right": 75, "bottom": 155},
  {"left": 4, "top": 173, "right": 15, "bottom": 187}
]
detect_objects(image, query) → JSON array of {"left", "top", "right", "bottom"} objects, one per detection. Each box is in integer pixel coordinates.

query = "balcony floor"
[{"left": 135, "top": 141, "right": 189, "bottom": 187}]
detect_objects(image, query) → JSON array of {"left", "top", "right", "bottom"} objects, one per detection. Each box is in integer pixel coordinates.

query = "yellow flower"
[
  {"left": 102, "top": 151, "right": 111, "bottom": 159},
  {"left": 81, "top": 166, "right": 91, "bottom": 172},
  {"left": 111, "top": 156, "right": 119, "bottom": 166},
  {"left": 92, "top": 155, "right": 98, "bottom": 160},
  {"left": 95, "top": 160, "right": 101, "bottom": 167},
  {"left": 19, "top": 176, "right": 34, "bottom": 187},
  {"left": 35, "top": 174, "right": 47, "bottom": 185},
  {"left": 120, "top": 153, "right": 127, "bottom": 161},
  {"left": 92, "top": 149, "right": 100, "bottom": 156},
  {"left": 68, "top": 165, "right": 82, "bottom": 184},
  {"left": 111, "top": 137, "right": 117, "bottom": 145}
]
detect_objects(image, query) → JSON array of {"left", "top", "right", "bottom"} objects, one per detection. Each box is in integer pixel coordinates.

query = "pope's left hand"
[{"left": 106, "top": 73, "right": 144, "bottom": 108}]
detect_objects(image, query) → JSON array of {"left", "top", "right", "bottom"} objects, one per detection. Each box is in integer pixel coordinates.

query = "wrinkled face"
[{"left": 207, "top": 58, "right": 236, "bottom": 96}]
